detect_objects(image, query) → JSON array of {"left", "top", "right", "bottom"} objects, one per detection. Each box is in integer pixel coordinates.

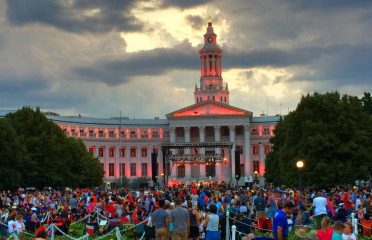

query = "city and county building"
[{"left": 0, "top": 22, "right": 280, "bottom": 186}]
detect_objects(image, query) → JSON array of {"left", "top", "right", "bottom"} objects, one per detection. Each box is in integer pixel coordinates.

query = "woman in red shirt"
[{"left": 317, "top": 216, "right": 333, "bottom": 240}]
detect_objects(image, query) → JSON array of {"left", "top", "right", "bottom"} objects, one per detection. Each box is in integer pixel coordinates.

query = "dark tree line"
[
  {"left": 0, "top": 107, "right": 103, "bottom": 189},
  {"left": 265, "top": 92, "right": 372, "bottom": 186}
]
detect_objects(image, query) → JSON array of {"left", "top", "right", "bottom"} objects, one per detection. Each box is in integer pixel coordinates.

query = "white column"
[
  {"left": 184, "top": 127, "right": 191, "bottom": 153},
  {"left": 184, "top": 127, "right": 191, "bottom": 178},
  {"left": 95, "top": 146, "right": 99, "bottom": 158},
  {"left": 214, "top": 126, "right": 221, "bottom": 178},
  {"left": 244, "top": 125, "right": 252, "bottom": 177},
  {"left": 104, "top": 146, "right": 109, "bottom": 179},
  {"left": 217, "top": 56, "right": 221, "bottom": 76},
  {"left": 199, "top": 126, "right": 206, "bottom": 178},
  {"left": 229, "top": 126, "right": 236, "bottom": 185},
  {"left": 206, "top": 57, "right": 210, "bottom": 75},
  {"left": 259, "top": 142, "right": 265, "bottom": 176},
  {"left": 125, "top": 147, "right": 131, "bottom": 177},
  {"left": 169, "top": 127, "right": 177, "bottom": 178}
]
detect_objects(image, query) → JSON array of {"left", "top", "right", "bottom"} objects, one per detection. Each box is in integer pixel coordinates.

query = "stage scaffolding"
[{"left": 160, "top": 142, "right": 234, "bottom": 185}]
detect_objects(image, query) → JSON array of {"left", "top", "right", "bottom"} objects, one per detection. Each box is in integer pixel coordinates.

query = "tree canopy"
[
  {"left": 0, "top": 107, "right": 103, "bottom": 189},
  {"left": 265, "top": 92, "right": 372, "bottom": 186}
]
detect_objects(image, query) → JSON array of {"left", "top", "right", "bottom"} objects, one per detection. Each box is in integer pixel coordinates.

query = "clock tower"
[{"left": 194, "top": 22, "right": 229, "bottom": 104}]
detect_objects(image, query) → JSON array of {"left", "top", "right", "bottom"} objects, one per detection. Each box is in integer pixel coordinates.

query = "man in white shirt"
[{"left": 312, "top": 192, "right": 327, "bottom": 229}]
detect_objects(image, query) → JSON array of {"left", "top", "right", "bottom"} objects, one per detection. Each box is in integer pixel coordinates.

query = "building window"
[
  {"left": 141, "top": 148, "right": 148, "bottom": 157},
  {"left": 71, "top": 129, "right": 77, "bottom": 136},
  {"left": 109, "top": 147, "right": 114, "bottom": 157},
  {"left": 109, "top": 130, "right": 114, "bottom": 138},
  {"left": 164, "top": 131, "right": 169, "bottom": 138},
  {"left": 130, "top": 130, "right": 136, "bottom": 139},
  {"left": 89, "top": 129, "right": 94, "bottom": 137},
  {"left": 130, "top": 163, "right": 136, "bottom": 177},
  {"left": 99, "top": 148, "right": 104, "bottom": 157},
  {"left": 120, "top": 163, "right": 125, "bottom": 177},
  {"left": 177, "top": 165, "right": 185, "bottom": 178},
  {"left": 222, "top": 127, "right": 229, "bottom": 136},
  {"left": 263, "top": 128, "right": 270, "bottom": 135},
  {"left": 220, "top": 96, "right": 223, "bottom": 102},
  {"left": 109, "top": 163, "right": 114, "bottom": 177},
  {"left": 88, "top": 147, "right": 94, "bottom": 156},
  {"left": 264, "top": 145, "right": 271, "bottom": 154},
  {"left": 141, "top": 130, "right": 148, "bottom": 139},
  {"left": 152, "top": 130, "right": 159, "bottom": 138},
  {"left": 120, "top": 148, "right": 125, "bottom": 157},
  {"left": 224, "top": 97, "right": 226, "bottom": 102},
  {"left": 252, "top": 145, "right": 259, "bottom": 155},
  {"left": 80, "top": 129, "right": 85, "bottom": 136},
  {"left": 120, "top": 131, "right": 125, "bottom": 138},
  {"left": 98, "top": 130, "right": 104, "bottom": 138},
  {"left": 236, "top": 126, "right": 243, "bottom": 136},
  {"left": 130, "top": 148, "right": 136, "bottom": 157},
  {"left": 253, "top": 161, "right": 259, "bottom": 173},
  {"left": 212, "top": 96, "right": 215, "bottom": 101},
  {"left": 200, "top": 97, "right": 202, "bottom": 102},
  {"left": 141, "top": 163, "right": 147, "bottom": 177},
  {"left": 236, "top": 145, "right": 243, "bottom": 154},
  {"left": 240, "top": 164, "right": 244, "bottom": 176},
  {"left": 252, "top": 128, "right": 259, "bottom": 136}
]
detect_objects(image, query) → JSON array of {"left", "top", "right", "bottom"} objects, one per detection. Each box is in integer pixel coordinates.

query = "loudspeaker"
[
  {"left": 151, "top": 152, "right": 158, "bottom": 182},
  {"left": 235, "top": 150, "right": 241, "bottom": 179}
]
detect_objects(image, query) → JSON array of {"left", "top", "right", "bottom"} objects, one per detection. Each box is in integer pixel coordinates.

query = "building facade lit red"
[{"left": 1, "top": 22, "right": 280, "bottom": 186}]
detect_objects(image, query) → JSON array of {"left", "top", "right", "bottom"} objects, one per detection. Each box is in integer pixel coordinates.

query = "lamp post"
[
  {"left": 254, "top": 171, "right": 258, "bottom": 185},
  {"left": 296, "top": 160, "right": 304, "bottom": 189}
]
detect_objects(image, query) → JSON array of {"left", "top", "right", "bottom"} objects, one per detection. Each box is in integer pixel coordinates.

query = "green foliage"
[
  {"left": 0, "top": 107, "right": 103, "bottom": 189},
  {"left": 266, "top": 92, "right": 372, "bottom": 186},
  {"left": 114, "top": 176, "right": 130, "bottom": 188},
  {"left": 68, "top": 223, "right": 85, "bottom": 237}
]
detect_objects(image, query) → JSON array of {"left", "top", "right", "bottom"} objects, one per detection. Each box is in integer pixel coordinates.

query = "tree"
[
  {"left": 1, "top": 107, "right": 103, "bottom": 189},
  {"left": 265, "top": 92, "right": 372, "bottom": 186},
  {"left": 0, "top": 119, "right": 26, "bottom": 189}
]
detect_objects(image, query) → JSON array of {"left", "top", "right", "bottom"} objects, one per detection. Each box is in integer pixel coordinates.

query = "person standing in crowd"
[
  {"left": 341, "top": 222, "right": 356, "bottom": 240},
  {"left": 332, "top": 221, "right": 344, "bottom": 240},
  {"left": 68, "top": 194, "right": 78, "bottom": 218},
  {"left": 313, "top": 191, "right": 328, "bottom": 229},
  {"left": 187, "top": 201, "right": 200, "bottom": 240},
  {"left": 170, "top": 197, "right": 190, "bottom": 240},
  {"left": 272, "top": 202, "right": 295, "bottom": 240},
  {"left": 341, "top": 189, "right": 353, "bottom": 216},
  {"left": 254, "top": 192, "right": 266, "bottom": 219},
  {"left": 152, "top": 199, "right": 169, "bottom": 240},
  {"left": 203, "top": 204, "right": 220, "bottom": 240},
  {"left": 317, "top": 216, "right": 333, "bottom": 240}
]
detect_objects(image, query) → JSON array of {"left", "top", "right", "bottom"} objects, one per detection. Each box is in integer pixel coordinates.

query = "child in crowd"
[
  {"left": 332, "top": 221, "right": 344, "bottom": 240},
  {"left": 341, "top": 222, "right": 356, "bottom": 240}
]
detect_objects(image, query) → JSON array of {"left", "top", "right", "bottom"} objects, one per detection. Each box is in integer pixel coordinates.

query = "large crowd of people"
[{"left": 0, "top": 183, "right": 371, "bottom": 240}]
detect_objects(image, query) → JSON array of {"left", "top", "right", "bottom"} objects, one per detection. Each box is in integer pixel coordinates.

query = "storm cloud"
[{"left": 1, "top": 0, "right": 372, "bottom": 118}]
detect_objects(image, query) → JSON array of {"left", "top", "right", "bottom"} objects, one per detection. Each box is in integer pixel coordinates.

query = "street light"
[
  {"left": 296, "top": 160, "right": 304, "bottom": 189},
  {"left": 254, "top": 171, "right": 258, "bottom": 185}
]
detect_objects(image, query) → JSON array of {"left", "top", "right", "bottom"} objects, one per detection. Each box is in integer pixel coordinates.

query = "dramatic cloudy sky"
[{"left": 1, "top": 0, "right": 371, "bottom": 118}]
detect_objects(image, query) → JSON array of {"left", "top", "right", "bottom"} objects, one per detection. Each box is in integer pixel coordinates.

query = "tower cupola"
[{"left": 194, "top": 22, "right": 229, "bottom": 104}]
